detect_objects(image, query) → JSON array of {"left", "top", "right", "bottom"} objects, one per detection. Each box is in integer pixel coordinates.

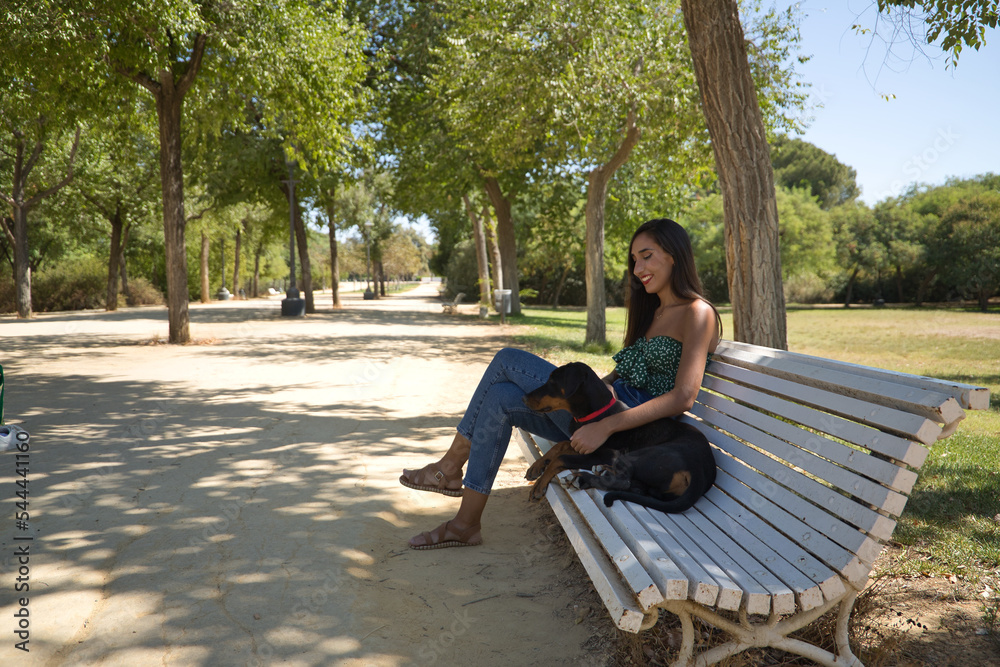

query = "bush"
[
  {"left": 0, "top": 273, "right": 14, "bottom": 313},
  {"left": 0, "top": 259, "right": 165, "bottom": 314},
  {"left": 784, "top": 272, "right": 834, "bottom": 304},
  {"left": 32, "top": 258, "right": 108, "bottom": 312},
  {"left": 442, "top": 239, "right": 480, "bottom": 300},
  {"left": 124, "top": 276, "right": 164, "bottom": 306}
]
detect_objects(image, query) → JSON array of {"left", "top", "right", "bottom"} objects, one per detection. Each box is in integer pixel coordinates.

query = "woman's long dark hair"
[{"left": 623, "top": 218, "right": 722, "bottom": 347}]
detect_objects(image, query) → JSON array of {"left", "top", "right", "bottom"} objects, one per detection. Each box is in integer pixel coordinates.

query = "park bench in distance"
[{"left": 516, "top": 339, "right": 990, "bottom": 667}]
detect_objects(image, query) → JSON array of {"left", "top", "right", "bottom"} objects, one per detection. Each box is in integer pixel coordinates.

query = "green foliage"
[
  {"left": 771, "top": 135, "right": 860, "bottom": 209},
  {"left": 30, "top": 256, "right": 107, "bottom": 312},
  {"left": 441, "top": 238, "right": 479, "bottom": 299},
  {"left": 936, "top": 190, "right": 1000, "bottom": 309},
  {"left": 124, "top": 277, "right": 165, "bottom": 306},
  {"left": 876, "top": 0, "right": 999, "bottom": 65},
  {"left": 680, "top": 194, "right": 729, "bottom": 303},
  {"left": 775, "top": 187, "right": 837, "bottom": 280},
  {"left": 681, "top": 186, "right": 838, "bottom": 304}
]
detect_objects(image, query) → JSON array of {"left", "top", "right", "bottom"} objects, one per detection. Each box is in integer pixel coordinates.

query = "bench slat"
[
  {"left": 544, "top": 482, "right": 650, "bottom": 632},
  {"left": 625, "top": 505, "right": 723, "bottom": 607},
  {"left": 697, "top": 388, "right": 911, "bottom": 514},
  {"left": 708, "top": 462, "right": 872, "bottom": 588},
  {"left": 691, "top": 406, "right": 898, "bottom": 544},
  {"left": 708, "top": 360, "right": 943, "bottom": 446},
  {"left": 589, "top": 484, "right": 690, "bottom": 601},
  {"left": 559, "top": 481, "right": 662, "bottom": 610},
  {"left": 666, "top": 507, "right": 785, "bottom": 616},
  {"left": 641, "top": 510, "right": 744, "bottom": 611},
  {"left": 716, "top": 340, "right": 991, "bottom": 411},
  {"left": 701, "top": 375, "right": 921, "bottom": 494},
  {"left": 715, "top": 343, "right": 967, "bottom": 426},
  {"left": 700, "top": 488, "right": 838, "bottom": 610}
]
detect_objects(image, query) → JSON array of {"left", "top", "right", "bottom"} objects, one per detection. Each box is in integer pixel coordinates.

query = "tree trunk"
[
  {"left": 155, "top": 71, "right": 194, "bottom": 343},
  {"left": 681, "top": 0, "right": 787, "bottom": 349},
  {"left": 119, "top": 246, "right": 130, "bottom": 304},
  {"left": 325, "top": 194, "right": 342, "bottom": 309},
  {"left": 286, "top": 184, "right": 315, "bottom": 313},
  {"left": 200, "top": 231, "right": 211, "bottom": 303},
  {"left": 378, "top": 259, "right": 387, "bottom": 296},
  {"left": 233, "top": 225, "right": 243, "bottom": 298},
  {"left": 106, "top": 204, "right": 123, "bottom": 311},
  {"left": 253, "top": 242, "right": 263, "bottom": 298},
  {"left": 584, "top": 109, "right": 641, "bottom": 346},
  {"left": 915, "top": 270, "right": 936, "bottom": 306},
  {"left": 464, "top": 194, "right": 491, "bottom": 306},
  {"left": 119, "top": 223, "right": 131, "bottom": 304},
  {"left": 843, "top": 266, "right": 858, "bottom": 308},
  {"left": 552, "top": 262, "right": 572, "bottom": 308},
  {"left": 482, "top": 177, "right": 520, "bottom": 315},
  {"left": 124, "top": 33, "right": 205, "bottom": 342},
  {"left": 894, "top": 265, "right": 904, "bottom": 303},
  {"left": 11, "top": 207, "right": 31, "bottom": 318},
  {"left": 483, "top": 206, "right": 504, "bottom": 312}
]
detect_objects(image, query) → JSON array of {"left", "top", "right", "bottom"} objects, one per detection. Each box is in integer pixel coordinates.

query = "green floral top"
[{"left": 612, "top": 335, "right": 690, "bottom": 397}]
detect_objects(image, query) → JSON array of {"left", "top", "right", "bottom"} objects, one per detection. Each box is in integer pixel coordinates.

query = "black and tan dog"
[{"left": 522, "top": 362, "right": 716, "bottom": 513}]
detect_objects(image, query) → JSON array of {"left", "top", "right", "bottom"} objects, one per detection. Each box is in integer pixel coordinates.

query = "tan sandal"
[
  {"left": 409, "top": 520, "right": 482, "bottom": 550},
  {"left": 400, "top": 463, "right": 463, "bottom": 497}
]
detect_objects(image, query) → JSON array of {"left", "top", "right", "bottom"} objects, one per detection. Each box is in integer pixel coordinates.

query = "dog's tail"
[{"left": 601, "top": 490, "right": 703, "bottom": 514}]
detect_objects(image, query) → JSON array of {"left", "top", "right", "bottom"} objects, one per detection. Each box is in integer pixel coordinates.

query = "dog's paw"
[
  {"left": 563, "top": 471, "right": 584, "bottom": 490},
  {"left": 525, "top": 458, "right": 549, "bottom": 481},
  {"left": 528, "top": 477, "right": 550, "bottom": 501},
  {"left": 575, "top": 471, "right": 600, "bottom": 490}
]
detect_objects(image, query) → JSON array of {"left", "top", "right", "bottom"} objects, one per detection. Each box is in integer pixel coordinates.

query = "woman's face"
[{"left": 631, "top": 231, "right": 674, "bottom": 294}]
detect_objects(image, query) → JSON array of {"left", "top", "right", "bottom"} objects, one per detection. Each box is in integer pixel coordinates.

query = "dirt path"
[{"left": 0, "top": 284, "right": 612, "bottom": 666}]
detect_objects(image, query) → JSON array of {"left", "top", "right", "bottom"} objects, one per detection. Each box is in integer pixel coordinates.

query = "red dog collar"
[{"left": 575, "top": 396, "right": 617, "bottom": 423}]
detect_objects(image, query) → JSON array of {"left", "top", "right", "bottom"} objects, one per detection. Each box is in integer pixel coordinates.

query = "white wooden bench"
[{"left": 515, "top": 339, "right": 990, "bottom": 667}]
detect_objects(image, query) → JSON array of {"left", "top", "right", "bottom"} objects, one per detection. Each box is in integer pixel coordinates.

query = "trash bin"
[{"left": 493, "top": 289, "right": 512, "bottom": 314}]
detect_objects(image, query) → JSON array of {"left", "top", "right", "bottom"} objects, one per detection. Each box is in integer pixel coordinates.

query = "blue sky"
[{"left": 792, "top": 1, "right": 999, "bottom": 203}]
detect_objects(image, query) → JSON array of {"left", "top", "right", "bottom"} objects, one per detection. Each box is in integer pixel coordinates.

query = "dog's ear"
[{"left": 560, "top": 362, "right": 595, "bottom": 397}]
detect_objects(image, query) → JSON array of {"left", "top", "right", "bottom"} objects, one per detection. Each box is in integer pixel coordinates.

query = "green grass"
[{"left": 503, "top": 303, "right": 1000, "bottom": 585}]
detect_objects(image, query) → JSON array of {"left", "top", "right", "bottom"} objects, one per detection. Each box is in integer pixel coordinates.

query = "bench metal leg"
[{"left": 662, "top": 591, "right": 863, "bottom": 667}]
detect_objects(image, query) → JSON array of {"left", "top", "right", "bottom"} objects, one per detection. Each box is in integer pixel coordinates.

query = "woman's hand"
[{"left": 570, "top": 421, "right": 612, "bottom": 454}]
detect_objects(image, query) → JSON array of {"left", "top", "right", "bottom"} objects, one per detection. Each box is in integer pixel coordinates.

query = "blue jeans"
[{"left": 457, "top": 348, "right": 653, "bottom": 495}]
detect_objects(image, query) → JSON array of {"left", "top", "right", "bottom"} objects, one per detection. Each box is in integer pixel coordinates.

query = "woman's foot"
[
  {"left": 409, "top": 520, "right": 482, "bottom": 550},
  {"left": 400, "top": 463, "right": 463, "bottom": 497}
]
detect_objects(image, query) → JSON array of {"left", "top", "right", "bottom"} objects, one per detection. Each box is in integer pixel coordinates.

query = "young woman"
[{"left": 400, "top": 218, "right": 722, "bottom": 549}]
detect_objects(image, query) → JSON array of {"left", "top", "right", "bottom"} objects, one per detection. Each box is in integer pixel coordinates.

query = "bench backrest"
[{"left": 686, "top": 340, "right": 983, "bottom": 589}]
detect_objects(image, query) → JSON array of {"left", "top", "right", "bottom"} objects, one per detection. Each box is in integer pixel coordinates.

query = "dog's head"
[{"left": 522, "top": 362, "right": 610, "bottom": 418}]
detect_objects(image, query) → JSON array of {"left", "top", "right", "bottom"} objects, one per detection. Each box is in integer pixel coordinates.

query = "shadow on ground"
[{"left": 0, "top": 296, "right": 578, "bottom": 666}]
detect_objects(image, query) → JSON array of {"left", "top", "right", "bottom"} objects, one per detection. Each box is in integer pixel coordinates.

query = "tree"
[
  {"left": 434, "top": 0, "right": 712, "bottom": 343},
  {"left": 830, "top": 202, "right": 881, "bottom": 307},
  {"left": 932, "top": 191, "right": 1000, "bottom": 310},
  {"left": 680, "top": 0, "right": 788, "bottom": 348},
  {"left": 0, "top": 41, "right": 84, "bottom": 319},
  {"left": 8, "top": 1, "right": 369, "bottom": 341},
  {"left": 73, "top": 111, "right": 160, "bottom": 310},
  {"left": 771, "top": 137, "right": 860, "bottom": 209}
]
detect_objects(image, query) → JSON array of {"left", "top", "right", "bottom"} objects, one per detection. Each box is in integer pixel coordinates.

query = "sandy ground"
[{"left": 0, "top": 283, "right": 612, "bottom": 666}]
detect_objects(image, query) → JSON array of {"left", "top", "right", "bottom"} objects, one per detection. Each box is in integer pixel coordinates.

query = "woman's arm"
[{"left": 569, "top": 301, "right": 717, "bottom": 454}]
